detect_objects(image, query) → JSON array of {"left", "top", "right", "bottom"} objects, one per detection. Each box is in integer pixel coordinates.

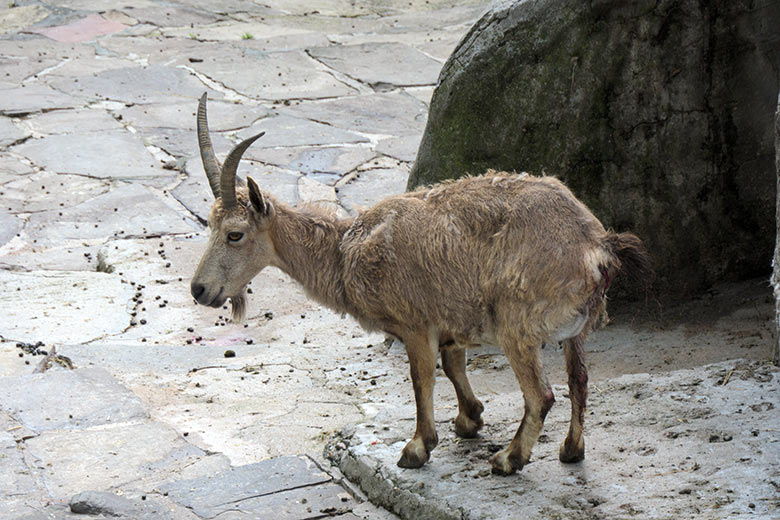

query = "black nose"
[{"left": 191, "top": 282, "right": 205, "bottom": 300}]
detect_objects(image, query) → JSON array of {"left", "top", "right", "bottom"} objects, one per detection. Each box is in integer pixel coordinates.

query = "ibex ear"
[{"left": 247, "top": 176, "right": 274, "bottom": 221}]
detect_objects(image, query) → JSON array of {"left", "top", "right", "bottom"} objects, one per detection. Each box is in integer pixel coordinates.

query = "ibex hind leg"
[
  {"left": 560, "top": 330, "right": 589, "bottom": 463},
  {"left": 490, "top": 340, "right": 554, "bottom": 475},
  {"left": 441, "top": 347, "right": 484, "bottom": 438},
  {"left": 397, "top": 331, "right": 439, "bottom": 469}
]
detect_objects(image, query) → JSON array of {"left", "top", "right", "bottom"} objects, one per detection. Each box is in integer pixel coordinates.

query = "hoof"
[
  {"left": 490, "top": 449, "right": 522, "bottom": 476},
  {"left": 397, "top": 439, "right": 430, "bottom": 469},
  {"left": 454, "top": 413, "right": 483, "bottom": 438},
  {"left": 559, "top": 438, "right": 585, "bottom": 463}
]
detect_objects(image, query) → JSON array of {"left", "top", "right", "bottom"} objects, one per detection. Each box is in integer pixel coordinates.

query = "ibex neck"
[{"left": 270, "top": 204, "right": 352, "bottom": 312}]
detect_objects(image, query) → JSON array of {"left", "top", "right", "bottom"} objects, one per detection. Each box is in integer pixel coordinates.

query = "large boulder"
[
  {"left": 774, "top": 92, "right": 780, "bottom": 365},
  {"left": 409, "top": 0, "right": 780, "bottom": 297}
]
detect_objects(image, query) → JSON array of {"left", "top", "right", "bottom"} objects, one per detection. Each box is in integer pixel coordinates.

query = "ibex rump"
[{"left": 190, "top": 94, "right": 650, "bottom": 475}]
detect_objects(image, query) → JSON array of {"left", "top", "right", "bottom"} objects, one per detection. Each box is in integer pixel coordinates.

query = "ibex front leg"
[{"left": 397, "top": 330, "right": 439, "bottom": 468}]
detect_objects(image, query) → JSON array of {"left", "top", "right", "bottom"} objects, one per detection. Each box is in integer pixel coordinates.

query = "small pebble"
[{"left": 224, "top": 350, "right": 236, "bottom": 358}]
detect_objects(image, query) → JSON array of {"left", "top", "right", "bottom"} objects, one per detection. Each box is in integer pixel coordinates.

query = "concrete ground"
[{"left": 0, "top": 1, "right": 778, "bottom": 519}]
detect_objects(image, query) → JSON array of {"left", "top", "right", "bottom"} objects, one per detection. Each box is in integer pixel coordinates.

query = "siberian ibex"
[{"left": 190, "top": 93, "right": 651, "bottom": 475}]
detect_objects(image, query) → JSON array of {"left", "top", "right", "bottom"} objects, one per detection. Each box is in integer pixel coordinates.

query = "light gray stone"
[
  {"left": 160, "top": 456, "right": 332, "bottom": 518},
  {"left": 237, "top": 114, "right": 368, "bottom": 148},
  {"left": 23, "top": 421, "right": 200, "bottom": 501},
  {"left": 330, "top": 361, "right": 780, "bottom": 520},
  {"left": 46, "top": 64, "right": 220, "bottom": 105},
  {"left": 26, "top": 108, "right": 123, "bottom": 135},
  {"left": 188, "top": 49, "right": 356, "bottom": 101},
  {"left": 119, "top": 5, "right": 223, "bottom": 27},
  {"left": 213, "top": 482, "right": 354, "bottom": 520},
  {"left": 0, "top": 171, "right": 111, "bottom": 214},
  {"left": 136, "top": 126, "right": 233, "bottom": 159},
  {"left": 0, "top": 5, "right": 50, "bottom": 35},
  {"left": 24, "top": 183, "right": 198, "bottom": 243},
  {"left": 282, "top": 93, "right": 428, "bottom": 136},
  {"left": 0, "top": 84, "right": 85, "bottom": 116},
  {"left": 0, "top": 116, "right": 28, "bottom": 148},
  {"left": 337, "top": 168, "right": 408, "bottom": 213},
  {"left": 244, "top": 145, "right": 375, "bottom": 177},
  {"left": 118, "top": 100, "right": 269, "bottom": 131},
  {"left": 0, "top": 212, "right": 21, "bottom": 248},
  {"left": 70, "top": 491, "right": 138, "bottom": 516},
  {"left": 13, "top": 131, "right": 172, "bottom": 180},
  {"left": 0, "top": 368, "right": 148, "bottom": 432},
  {"left": 0, "top": 270, "right": 134, "bottom": 344},
  {"left": 308, "top": 42, "right": 441, "bottom": 89},
  {"left": 376, "top": 135, "right": 421, "bottom": 162},
  {"left": 0, "top": 153, "right": 34, "bottom": 181}
]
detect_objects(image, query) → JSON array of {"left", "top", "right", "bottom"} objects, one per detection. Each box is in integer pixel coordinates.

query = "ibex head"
[{"left": 190, "top": 93, "right": 276, "bottom": 322}]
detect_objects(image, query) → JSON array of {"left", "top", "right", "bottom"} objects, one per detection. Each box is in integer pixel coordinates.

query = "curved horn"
[
  {"left": 220, "top": 131, "right": 265, "bottom": 209},
  {"left": 197, "top": 93, "right": 222, "bottom": 199}
]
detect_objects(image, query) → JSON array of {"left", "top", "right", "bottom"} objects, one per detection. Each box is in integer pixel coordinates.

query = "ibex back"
[{"left": 190, "top": 94, "right": 651, "bottom": 475}]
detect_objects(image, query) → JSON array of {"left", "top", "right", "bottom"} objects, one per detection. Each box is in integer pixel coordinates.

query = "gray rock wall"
[
  {"left": 774, "top": 92, "right": 780, "bottom": 365},
  {"left": 409, "top": 0, "right": 780, "bottom": 296}
]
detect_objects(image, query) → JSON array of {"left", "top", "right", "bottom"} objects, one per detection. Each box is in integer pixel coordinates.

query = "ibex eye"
[{"left": 227, "top": 232, "right": 244, "bottom": 242}]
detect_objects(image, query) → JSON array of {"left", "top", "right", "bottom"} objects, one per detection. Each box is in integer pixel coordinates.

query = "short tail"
[{"left": 604, "top": 231, "right": 653, "bottom": 291}]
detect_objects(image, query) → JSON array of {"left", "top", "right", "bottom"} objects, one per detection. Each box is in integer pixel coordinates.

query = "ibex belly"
[{"left": 551, "top": 310, "right": 588, "bottom": 342}]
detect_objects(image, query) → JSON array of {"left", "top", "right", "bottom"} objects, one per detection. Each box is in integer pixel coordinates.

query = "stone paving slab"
[
  {"left": 0, "top": 83, "right": 86, "bottom": 116},
  {"left": 1, "top": 171, "right": 110, "bottom": 214},
  {"left": 308, "top": 42, "right": 442, "bottom": 89},
  {"left": 0, "top": 367, "right": 148, "bottom": 432},
  {"left": 328, "top": 361, "right": 780, "bottom": 520},
  {"left": 24, "top": 183, "right": 198, "bottom": 244},
  {"left": 0, "top": 270, "right": 133, "bottom": 344},
  {"left": 13, "top": 131, "right": 170, "bottom": 179},
  {"left": 282, "top": 92, "right": 429, "bottom": 136}
]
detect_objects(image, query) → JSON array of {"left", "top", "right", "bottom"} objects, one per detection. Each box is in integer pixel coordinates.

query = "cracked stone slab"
[
  {"left": 298, "top": 176, "right": 345, "bottom": 216},
  {"left": 308, "top": 42, "right": 441, "bottom": 89},
  {"left": 46, "top": 64, "right": 221, "bottom": 105},
  {"left": 159, "top": 455, "right": 337, "bottom": 518},
  {"left": 0, "top": 153, "right": 34, "bottom": 182},
  {"left": 237, "top": 114, "right": 368, "bottom": 148},
  {"left": 244, "top": 145, "right": 375, "bottom": 177},
  {"left": 29, "top": 13, "right": 129, "bottom": 43},
  {"left": 376, "top": 135, "right": 421, "bottom": 162},
  {"left": 0, "top": 171, "right": 111, "bottom": 214},
  {"left": 24, "top": 183, "right": 198, "bottom": 243},
  {"left": 336, "top": 168, "right": 409, "bottom": 213},
  {"left": 282, "top": 93, "right": 428, "bottom": 136},
  {"left": 0, "top": 5, "right": 50, "bottom": 35},
  {"left": 23, "top": 420, "right": 204, "bottom": 501},
  {"left": 13, "top": 130, "right": 172, "bottom": 179},
  {"left": 118, "top": 5, "right": 222, "bottom": 28},
  {"left": 0, "top": 212, "right": 22, "bottom": 248},
  {"left": 163, "top": 21, "right": 314, "bottom": 41},
  {"left": 136, "top": 126, "right": 233, "bottom": 159},
  {"left": 208, "top": 482, "right": 355, "bottom": 520},
  {"left": 0, "top": 368, "right": 148, "bottom": 432},
  {"left": 25, "top": 108, "right": 124, "bottom": 135},
  {"left": 188, "top": 49, "right": 356, "bottom": 101},
  {"left": 0, "top": 83, "right": 85, "bottom": 116},
  {"left": 0, "top": 270, "right": 133, "bottom": 344},
  {"left": 0, "top": 116, "right": 29, "bottom": 148},
  {"left": 117, "top": 100, "right": 269, "bottom": 131},
  {"left": 329, "top": 361, "right": 779, "bottom": 520}
]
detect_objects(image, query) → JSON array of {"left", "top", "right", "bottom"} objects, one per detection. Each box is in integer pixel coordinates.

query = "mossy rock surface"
[{"left": 410, "top": 0, "right": 780, "bottom": 297}]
